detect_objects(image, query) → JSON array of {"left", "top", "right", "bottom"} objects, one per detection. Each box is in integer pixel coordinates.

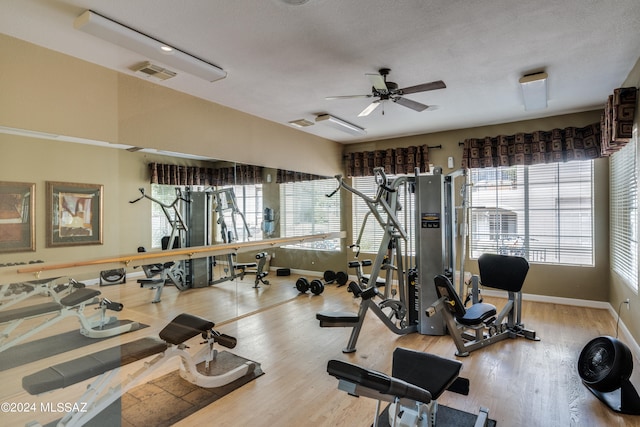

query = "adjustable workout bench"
[
  {"left": 427, "top": 253, "right": 539, "bottom": 357},
  {"left": 0, "top": 277, "right": 68, "bottom": 310},
  {"left": 23, "top": 313, "right": 255, "bottom": 427},
  {"left": 0, "top": 282, "right": 136, "bottom": 353},
  {"left": 136, "top": 246, "right": 188, "bottom": 303},
  {"left": 328, "top": 347, "right": 489, "bottom": 427}
]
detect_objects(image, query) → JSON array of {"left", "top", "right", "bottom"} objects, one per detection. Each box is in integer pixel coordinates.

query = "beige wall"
[{"left": 0, "top": 33, "right": 343, "bottom": 177}]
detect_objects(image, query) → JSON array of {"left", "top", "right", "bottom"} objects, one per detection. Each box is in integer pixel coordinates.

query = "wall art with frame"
[
  {"left": 0, "top": 181, "right": 35, "bottom": 253},
  {"left": 46, "top": 181, "right": 103, "bottom": 247}
]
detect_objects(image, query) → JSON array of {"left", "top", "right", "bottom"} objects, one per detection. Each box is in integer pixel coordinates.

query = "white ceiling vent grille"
[{"left": 131, "top": 62, "right": 177, "bottom": 81}]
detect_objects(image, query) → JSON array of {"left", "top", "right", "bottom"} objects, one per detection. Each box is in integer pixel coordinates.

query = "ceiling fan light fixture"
[
  {"left": 519, "top": 72, "right": 548, "bottom": 111},
  {"left": 315, "top": 114, "right": 366, "bottom": 136},
  {"left": 358, "top": 101, "right": 380, "bottom": 117},
  {"left": 74, "top": 10, "right": 227, "bottom": 82}
]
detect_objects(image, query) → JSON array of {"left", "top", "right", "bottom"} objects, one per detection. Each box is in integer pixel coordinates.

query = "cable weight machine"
[{"left": 317, "top": 167, "right": 468, "bottom": 352}]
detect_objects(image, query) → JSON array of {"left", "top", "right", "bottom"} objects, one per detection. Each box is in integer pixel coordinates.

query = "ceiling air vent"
[{"left": 131, "top": 62, "right": 177, "bottom": 81}]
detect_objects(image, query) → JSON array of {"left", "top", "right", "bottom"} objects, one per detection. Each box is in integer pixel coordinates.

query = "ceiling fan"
[{"left": 326, "top": 68, "right": 446, "bottom": 117}]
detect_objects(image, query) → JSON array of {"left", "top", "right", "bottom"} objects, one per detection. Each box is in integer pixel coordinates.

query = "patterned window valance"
[
  {"left": 275, "top": 170, "right": 325, "bottom": 183},
  {"left": 345, "top": 145, "right": 430, "bottom": 177},
  {"left": 600, "top": 87, "right": 637, "bottom": 156},
  {"left": 149, "top": 163, "right": 263, "bottom": 186},
  {"left": 461, "top": 123, "right": 601, "bottom": 169}
]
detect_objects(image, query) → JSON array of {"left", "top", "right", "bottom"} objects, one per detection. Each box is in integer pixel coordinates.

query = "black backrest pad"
[
  {"left": 159, "top": 313, "right": 215, "bottom": 345},
  {"left": 434, "top": 275, "right": 466, "bottom": 318},
  {"left": 59, "top": 287, "right": 101, "bottom": 307},
  {"left": 478, "top": 253, "right": 529, "bottom": 292},
  {"left": 392, "top": 347, "right": 462, "bottom": 400},
  {"left": 22, "top": 337, "right": 167, "bottom": 395},
  {"left": 327, "top": 359, "right": 432, "bottom": 404}
]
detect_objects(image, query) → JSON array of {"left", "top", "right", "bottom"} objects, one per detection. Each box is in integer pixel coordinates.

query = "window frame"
[{"left": 468, "top": 161, "right": 595, "bottom": 267}]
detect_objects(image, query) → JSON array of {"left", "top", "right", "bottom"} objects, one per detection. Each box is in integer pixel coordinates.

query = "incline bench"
[
  {"left": 0, "top": 283, "right": 136, "bottom": 353},
  {"left": 23, "top": 313, "right": 255, "bottom": 427},
  {"left": 327, "top": 347, "right": 489, "bottom": 427}
]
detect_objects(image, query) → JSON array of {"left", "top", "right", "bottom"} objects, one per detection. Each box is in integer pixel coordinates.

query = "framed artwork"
[
  {"left": 0, "top": 181, "right": 35, "bottom": 253},
  {"left": 46, "top": 181, "right": 103, "bottom": 247}
]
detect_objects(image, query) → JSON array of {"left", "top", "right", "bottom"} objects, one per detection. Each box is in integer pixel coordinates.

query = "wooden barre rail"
[{"left": 5, "top": 232, "right": 345, "bottom": 282}]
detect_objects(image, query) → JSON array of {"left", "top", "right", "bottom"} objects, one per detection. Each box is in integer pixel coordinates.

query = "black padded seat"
[
  {"left": 0, "top": 302, "right": 61, "bottom": 324},
  {"left": 327, "top": 359, "right": 432, "bottom": 404},
  {"left": 316, "top": 311, "right": 360, "bottom": 324},
  {"left": 434, "top": 274, "right": 497, "bottom": 327},
  {"left": 392, "top": 347, "right": 462, "bottom": 400},
  {"left": 159, "top": 313, "right": 215, "bottom": 345},
  {"left": 22, "top": 337, "right": 167, "bottom": 395},
  {"left": 455, "top": 303, "right": 497, "bottom": 326},
  {"left": 59, "top": 287, "right": 101, "bottom": 307}
]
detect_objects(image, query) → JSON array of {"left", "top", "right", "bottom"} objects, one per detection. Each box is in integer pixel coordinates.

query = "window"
[
  {"left": 610, "top": 140, "right": 638, "bottom": 291},
  {"left": 280, "top": 179, "right": 341, "bottom": 251},
  {"left": 351, "top": 176, "right": 415, "bottom": 255},
  {"left": 469, "top": 161, "right": 594, "bottom": 266}
]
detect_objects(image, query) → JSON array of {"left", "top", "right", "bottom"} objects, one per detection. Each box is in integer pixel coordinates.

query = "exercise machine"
[
  {"left": 327, "top": 347, "right": 489, "bottom": 427},
  {"left": 0, "top": 279, "right": 137, "bottom": 353},
  {"left": 130, "top": 188, "right": 188, "bottom": 293},
  {"left": 318, "top": 167, "right": 467, "bottom": 352},
  {"left": 23, "top": 313, "right": 255, "bottom": 427},
  {"left": 426, "top": 253, "right": 539, "bottom": 357}
]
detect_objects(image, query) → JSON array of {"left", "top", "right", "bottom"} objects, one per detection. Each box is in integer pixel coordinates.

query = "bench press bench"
[
  {"left": 328, "top": 347, "right": 489, "bottom": 427},
  {"left": 0, "top": 285, "right": 136, "bottom": 353},
  {"left": 23, "top": 313, "right": 255, "bottom": 427}
]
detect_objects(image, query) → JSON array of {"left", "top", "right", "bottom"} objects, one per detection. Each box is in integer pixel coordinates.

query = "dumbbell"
[
  {"left": 323, "top": 270, "right": 349, "bottom": 287},
  {"left": 295, "top": 277, "right": 325, "bottom": 295}
]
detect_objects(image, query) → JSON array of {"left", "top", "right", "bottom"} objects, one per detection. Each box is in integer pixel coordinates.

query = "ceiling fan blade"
[
  {"left": 325, "top": 94, "right": 372, "bottom": 100},
  {"left": 358, "top": 101, "right": 381, "bottom": 117},
  {"left": 400, "top": 80, "right": 446, "bottom": 94},
  {"left": 366, "top": 73, "right": 388, "bottom": 91},
  {"left": 393, "top": 96, "right": 430, "bottom": 112}
]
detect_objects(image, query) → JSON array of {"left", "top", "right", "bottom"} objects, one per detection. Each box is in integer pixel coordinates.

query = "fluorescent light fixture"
[
  {"left": 288, "top": 119, "right": 314, "bottom": 128},
  {"left": 74, "top": 10, "right": 227, "bottom": 82},
  {"left": 315, "top": 114, "right": 366, "bottom": 136},
  {"left": 519, "top": 72, "right": 548, "bottom": 111}
]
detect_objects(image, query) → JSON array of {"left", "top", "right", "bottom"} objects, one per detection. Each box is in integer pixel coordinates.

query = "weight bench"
[
  {"left": 136, "top": 246, "right": 188, "bottom": 303},
  {"left": 327, "top": 347, "right": 489, "bottom": 427},
  {"left": 0, "top": 283, "right": 136, "bottom": 353},
  {"left": 426, "top": 253, "right": 539, "bottom": 357},
  {"left": 250, "top": 252, "right": 270, "bottom": 288},
  {"left": 23, "top": 313, "right": 255, "bottom": 427},
  {"left": 0, "top": 277, "right": 69, "bottom": 310}
]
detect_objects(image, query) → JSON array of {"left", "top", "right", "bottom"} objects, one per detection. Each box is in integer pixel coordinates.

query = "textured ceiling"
[{"left": 2, "top": 0, "right": 640, "bottom": 144}]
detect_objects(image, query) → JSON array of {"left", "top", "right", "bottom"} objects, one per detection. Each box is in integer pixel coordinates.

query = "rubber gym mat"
[
  {"left": 77, "top": 351, "right": 264, "bottom": 427},
  {"left": 0, "top": 320, "right": 147, "bottom": 371}
]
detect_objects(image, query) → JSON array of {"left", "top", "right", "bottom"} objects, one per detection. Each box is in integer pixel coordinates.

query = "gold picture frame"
[
  {"left": 0, "top": 181, "right": 35, "bottom": 253},
  {"left": 46, "top": 181, "right": 103, "bottom": 247}
]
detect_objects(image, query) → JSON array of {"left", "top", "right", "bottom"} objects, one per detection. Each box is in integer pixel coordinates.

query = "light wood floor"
[{"left": 1, "top": 272, "right": 639, "bottom": 427}]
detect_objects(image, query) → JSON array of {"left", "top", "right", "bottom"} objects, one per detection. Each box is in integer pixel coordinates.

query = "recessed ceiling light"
[{"left": 160, "top": 45, "right": 173, "bottom": 53}]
